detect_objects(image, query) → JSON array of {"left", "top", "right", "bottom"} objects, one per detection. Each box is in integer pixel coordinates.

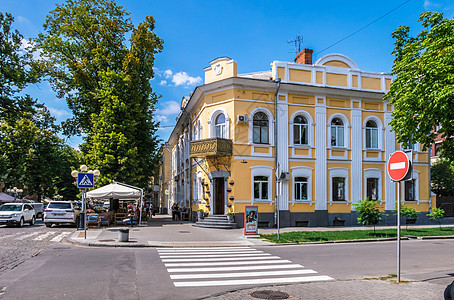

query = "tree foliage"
[
  {"left": 427, "top": 207, "right": 445, "bottom": 229},
  {"left": 385, "top": 12, "right": 454, "bottom": 157},
  {"left": 35, "top": 0, "right": 163, "bottom": 187},
  {"left": 0, "top": 13, "right": 79, "bottom": 201},
  {"left": 431, "top": 159, "right": 454, "bottom": 196}
]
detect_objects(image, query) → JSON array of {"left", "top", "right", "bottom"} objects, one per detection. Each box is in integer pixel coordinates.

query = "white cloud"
[
  {"left": 164, "top": 69, "right": 173, "bottom": 78},
  {"left": 156, "top": 100, "right": 181, "bottom": 116},
  {"left": 20, "top": 39, "right": 42, "bottom": 60},
  {"left": 171, "top": 72, "right": 202, "bottom": 86},
  {"left": 155, "top": 115, "right": 168, "bottom": 122},
  {"left": 160, "top": 80, "right": 167, "bottom": 86},
  {"left": 424, "top": 0, "right": 433, "bottom": 9},
  {"left": 48, "top": 107, "right": 70, "bottom": 117}
]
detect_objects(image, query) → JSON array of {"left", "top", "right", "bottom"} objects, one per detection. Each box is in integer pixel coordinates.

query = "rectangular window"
[
  {"left": 254, "top": 176, "right": 268, "bottom": 200},
  {"left": 253, "top": 126, "right": 260, "bottom": 143},
  {"left": 366, "top": 128, "right": 378, "bottom": 148},
  {"left": 294, "top": 177, "right": 308, "bottom": 200},
  {"left": 294, "top": 125, "right": 308, "bottom": 145},
  {"left": 366, "top": 178, "right": 379, "bottom": 201},
  {"left": 332, "top": 177, "right": 345, "bottom": 201},
  {"left": 404, "top": 179, "right": 416, "bottom": 201}
]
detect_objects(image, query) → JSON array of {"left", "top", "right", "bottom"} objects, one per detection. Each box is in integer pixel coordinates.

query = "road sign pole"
[
  {"left": 397, "top": 181, "right": 401, "bottom": 283},
  {"left": 83, "top": 188, "right": 87, "bottom": 239}
]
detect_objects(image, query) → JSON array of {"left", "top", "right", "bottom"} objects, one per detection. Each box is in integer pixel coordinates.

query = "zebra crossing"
[
  {"left": 0, "top": 231, "right": 72, "bottom": 242},
  {"left": 158, "top": 246, "right": 333, "bottom": 287}
]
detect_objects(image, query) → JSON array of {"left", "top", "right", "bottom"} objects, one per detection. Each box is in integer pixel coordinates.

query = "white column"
[
  {"left": 315, "top": 100, "right": 327, "bottom": 210},
  {"left": 351, "top": 106, "right": 362, "bottom": 208},
  {"left": 277, "top": 100, "right": 289, "bottom": 210},
  {"left": 384, "top": 110, "right": 396, "bottom": 210}
]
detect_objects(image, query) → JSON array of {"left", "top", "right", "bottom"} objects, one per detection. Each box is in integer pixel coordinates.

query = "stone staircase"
[{"left": 194, "top": 215, "right": 237, "bottom": 229}]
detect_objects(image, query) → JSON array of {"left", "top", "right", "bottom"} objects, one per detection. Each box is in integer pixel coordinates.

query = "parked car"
[
  {"left": 44, "top": 201, "right": 80, "bottom": 228},
  {"left": 29, "top": 203, "right": 44, "bottom": 220},
  {"left": 0, "top": 203, "right": 36, "bottom": 227}
]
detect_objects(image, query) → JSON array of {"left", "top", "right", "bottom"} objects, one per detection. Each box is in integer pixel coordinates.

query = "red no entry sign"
[{"left": 387, "top": 151, "right": 411, "bottom": 181}]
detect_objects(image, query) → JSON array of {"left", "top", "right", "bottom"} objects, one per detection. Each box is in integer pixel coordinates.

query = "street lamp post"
[
  {"left": 6, "top": 187, "right": 23, "bottom": 201},
  {"left": 71, "top": 165, "right": 100, "bottom": 238}
]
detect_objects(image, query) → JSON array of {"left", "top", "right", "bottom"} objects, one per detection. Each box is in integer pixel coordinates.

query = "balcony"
[{"left": 190, "top": 138, "right": 232, "bottom": 158}]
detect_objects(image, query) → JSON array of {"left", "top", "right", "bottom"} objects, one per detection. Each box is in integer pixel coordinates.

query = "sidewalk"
[
  {"left": 67, "top": 214, "right": 454, "bottom": 248},
  {"left": 67, "top": 214, "right": 271, "bottom": 247}
]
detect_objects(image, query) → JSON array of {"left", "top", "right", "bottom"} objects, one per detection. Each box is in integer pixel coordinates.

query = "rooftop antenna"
[{"left": 287, "top": 35, "right": 303, "bottom": 56}]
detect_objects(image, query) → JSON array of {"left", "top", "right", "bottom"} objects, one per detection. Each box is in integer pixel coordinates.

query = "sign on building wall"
[{"left": 244, "top": 206, "right": 258, "bottom": 235}]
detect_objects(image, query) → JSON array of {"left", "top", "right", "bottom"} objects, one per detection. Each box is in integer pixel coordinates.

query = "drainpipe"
[
  {"left": 274, "top": 78, "right": 281, "bottom": 235},
  {"left": 428, "top": 146, "right": 432, "bottom": 212}
]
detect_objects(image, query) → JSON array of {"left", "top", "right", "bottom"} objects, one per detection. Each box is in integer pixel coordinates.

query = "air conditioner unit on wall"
[{"left": 237, "top": 115, "right": 248, "bottom": 123}]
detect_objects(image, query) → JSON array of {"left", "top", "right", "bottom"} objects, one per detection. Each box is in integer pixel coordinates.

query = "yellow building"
[{"left": 161, "top": 49, "right": 432, "bottom": 227}]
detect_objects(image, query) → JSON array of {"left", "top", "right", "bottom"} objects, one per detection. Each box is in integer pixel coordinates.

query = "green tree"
[
  {"left": 35, "top": 0, "right": 163, "bottom": 187},
  {"left": 431, "top": 159, "right": 454, "bottom": 196},
  {"left": 385, "top": 12, "right": 454, "bottom": 157},
  {"left": 353, "top": 198, "right": 385, "bottom": 234},
  {"left": 396, "top": 204, "right": 420, "bottom": 230}
]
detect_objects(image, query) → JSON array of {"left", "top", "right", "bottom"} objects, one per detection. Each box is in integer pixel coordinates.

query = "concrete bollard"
[{"left": 118, "top": 228, "right": 129, "bottom": 242}]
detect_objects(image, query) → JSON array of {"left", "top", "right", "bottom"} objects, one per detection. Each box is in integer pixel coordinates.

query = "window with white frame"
[
  {"left": 293, "top": 115, "right": 309, "bottom": 145},
  {"left": 404, "top": 179, "right": 416, "bottom": 201},
  {"left": 250, "top": 166, "right": 273, "bottom": 202},
  {"left": 365, "top": 120, "right": 378, "bottom": 149},
  {"left": 253, "top": 112, "right": 269, "bottom": 144},
  {"left": 294, "top": 177, "right": 308, "bottom": 201},
  {"left": 330, "top": 118, "right": 344, "bottom": 147},
  {"left": 254, "top": 176, "right": 269, "bottom": 200},
  {"left": 332, "top": 177, "right": 346, "bottom": 201},
  {"left": 366, "top": 178, "right": 379, "bottom": 200},
  {"left": 215, "top": 113, "right": 226, "bottom": 138}
]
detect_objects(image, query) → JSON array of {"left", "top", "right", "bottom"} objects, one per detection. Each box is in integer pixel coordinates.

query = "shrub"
[
  {"left": 353, "top": 198, "right": 385, "bottom": 234},
  {"left": 427, "top": 208, "right": 445, "bottom": 229}
]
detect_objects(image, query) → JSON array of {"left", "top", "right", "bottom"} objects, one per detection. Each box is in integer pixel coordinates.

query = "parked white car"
[
  {"left": 0, "top": 203, "right": 36, "bottom": 227},
  {"left": 44, "top": 201, "right": 80, "bottom": 228}
]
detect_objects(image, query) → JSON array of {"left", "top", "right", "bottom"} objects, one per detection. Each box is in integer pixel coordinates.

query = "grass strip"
[{"left": 259, "top": 227, "right": 454, "bottom": 244}]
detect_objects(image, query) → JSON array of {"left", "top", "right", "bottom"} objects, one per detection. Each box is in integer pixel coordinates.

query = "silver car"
[
  {"left": 0, "top": 203, "right": 36, "bottom": 227},
  {"left": 44, "top": 201, "right": 80, "bottom": 228}
]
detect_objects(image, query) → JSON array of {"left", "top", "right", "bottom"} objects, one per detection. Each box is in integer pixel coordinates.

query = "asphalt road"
[{"left": 0, "top": 238, "right": 453, "bottom": 299}]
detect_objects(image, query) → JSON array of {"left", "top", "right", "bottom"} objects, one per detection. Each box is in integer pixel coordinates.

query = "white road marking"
[
  {"left": 170, "top": 269, "right": 318, "bottom": 279},
  {"left": 0, "top": 233, "right": 21, "bottom": 240},
  {"left": 165, "top": 259, "right": 291, "bottom": 267},
  {"left": 33, "top": 231, "right": 56, "bottom": 241},
  {"left": 50, "top": 232, "right": 71, "bottom": 242},
  {"left": 159, "top": 250, "right": 264, "bottom": 256},
  {"left": 157, "top": 247, "right": 254, "bottom": 252},
  {"left": 173, "top": 275, "right": 333, "bottom": 287},
  {"left": 162, "top": 256, "right": 281, "bottom": 263},
  {"left": 159, "top": 252, "right": 269, "bottom": 259},
  {"left": 15, "top": 232, "right": 42, "bottom": 240},
  {"left": 167, "top": 264, "right": 305, "bottom": 273}
]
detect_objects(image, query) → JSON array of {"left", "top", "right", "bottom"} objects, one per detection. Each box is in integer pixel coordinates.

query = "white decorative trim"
[
  {"left": 364, "top": 168, "right": 383, "bottom": 203},
  {"left": 249, "top": 107, "right": 275, "bottom": 149},
  {"left": 329, "top": 167, "right": 349, "bottom": 203},
  {"left": 250, "top": 166, "right": 273, "bottom": 204},
  {"left": 209, "top": 108, "right": 230, "bottom": 139},
  {"left": 362, "top": 116, "right": 384, "bottom": 154},
  {"left": 314, "top": 53, "right": 360, "bottom": 70},
  {"left": 327, "top": 113, "right": 350, "bottom": 151},
  {"left": 291, "top": 166, "right": 313, "bottom": 203},
  {"left": 289, "top": 110, "right": 314, "bottom": 159}
]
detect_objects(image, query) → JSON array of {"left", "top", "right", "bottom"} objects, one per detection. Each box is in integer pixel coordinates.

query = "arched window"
[
  {"left": 293, "top": 115, "right": 308, "bottom": 145},
  {"left": 215, "top": 113, "right": 226, "bottom": 138},
  {"left": 253, "top": 112, "right": 269, "bottom": 144},
  {"left": 330, "top": 118, "right": 344, "bottom": 147},
  {"left": 365, "top": 120, "right": 378, "bottom": 149}
]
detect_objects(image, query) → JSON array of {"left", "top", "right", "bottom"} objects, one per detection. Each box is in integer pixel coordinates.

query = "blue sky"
[{"left": 2, "top": 0, "right": 454, "bottom": 147}]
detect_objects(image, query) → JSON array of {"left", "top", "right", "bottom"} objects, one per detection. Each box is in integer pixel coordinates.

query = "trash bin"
[{"left": 118, "top": 228, "right": 129, "bottom": 242}]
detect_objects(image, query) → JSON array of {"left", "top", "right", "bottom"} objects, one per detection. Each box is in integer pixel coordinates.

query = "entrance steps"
[{"left": 194, "top": 215, "right": 236, "bottom": 229}]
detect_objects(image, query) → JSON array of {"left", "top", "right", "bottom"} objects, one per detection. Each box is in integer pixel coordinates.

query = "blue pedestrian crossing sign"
[{"left": 77, "top": 173, "right": 94, "bottom": 188}]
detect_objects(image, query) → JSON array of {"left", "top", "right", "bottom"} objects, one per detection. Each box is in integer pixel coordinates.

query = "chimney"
[{"left": 295, "top": 48, "right": 313, "bottom": 65}]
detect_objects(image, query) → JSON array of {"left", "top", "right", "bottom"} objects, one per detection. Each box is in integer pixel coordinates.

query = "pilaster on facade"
[
  {"left": 276, "top": 96, "right": 289, "bottom": 211},
  {"left": 315, "top": 98, "right": 327, "bottom": 210},
  {"left": 384, "top": 110, "right": 396, "bottom": 210},
  {"left": 351, "top": 104, "right": 362, "bottom": 208}
]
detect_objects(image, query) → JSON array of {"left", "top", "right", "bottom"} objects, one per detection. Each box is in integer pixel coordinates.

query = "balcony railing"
[{"left": 190, "top": 138, "right": 232, "bottom": 158}]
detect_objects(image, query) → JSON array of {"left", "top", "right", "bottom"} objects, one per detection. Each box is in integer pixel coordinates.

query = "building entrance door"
[{"left": 214, "top": 178, "right": 225, "bottom": 215}]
